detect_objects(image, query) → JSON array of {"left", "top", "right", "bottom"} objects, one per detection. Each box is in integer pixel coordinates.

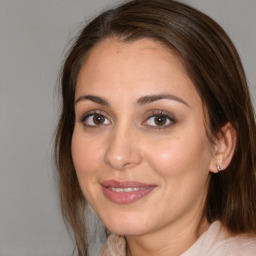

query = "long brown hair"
[{"left": 55, "top": 0, "right": 256, "bottom": 254}]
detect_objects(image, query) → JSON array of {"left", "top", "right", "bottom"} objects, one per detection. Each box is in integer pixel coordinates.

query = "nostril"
[{"left": 103, "top": 156, "right": 130, "bottom": 170}]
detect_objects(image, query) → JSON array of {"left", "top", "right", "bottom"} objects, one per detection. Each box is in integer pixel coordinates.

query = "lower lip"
[{"left": 102, "top": 186, "right": 156, "bottom": 204}]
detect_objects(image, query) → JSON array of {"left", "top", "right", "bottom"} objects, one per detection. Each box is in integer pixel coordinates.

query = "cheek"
[
  {"left": 145, "top": 134, "right": 213, "bottom": 177},
  {"left": 71, "top": 130, "right": 102, "bottom": 176},
  {"left": 71, "top": 130, "right": 105, "bottom": 206}
]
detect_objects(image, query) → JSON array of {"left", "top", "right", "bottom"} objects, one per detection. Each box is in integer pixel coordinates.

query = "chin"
[
  {"left": 100, "top": 212, "right": 151, "bottom": 236},
  {"left": 107, "top": 224, "right": 147, "bottom": 236}
]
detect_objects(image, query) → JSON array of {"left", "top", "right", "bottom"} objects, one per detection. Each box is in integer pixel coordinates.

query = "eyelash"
[
  {"left": 142, "top": 110, "right": 176, "bottom": 129},
  {"left": 80, "top": 110, "right": 111, "bottom": 128},
  {"left": 79, "top": 110, "right": 176, "bottom": 129}
]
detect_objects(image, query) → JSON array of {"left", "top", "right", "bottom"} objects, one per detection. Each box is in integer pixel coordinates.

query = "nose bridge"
[{"left": 104, "top": 121, "right": 142, "bottom": 170}]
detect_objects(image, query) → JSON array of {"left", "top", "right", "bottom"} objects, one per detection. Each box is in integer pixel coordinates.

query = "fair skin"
[{"left": 72, "top": 38, "right": 236, "bottom": 256}]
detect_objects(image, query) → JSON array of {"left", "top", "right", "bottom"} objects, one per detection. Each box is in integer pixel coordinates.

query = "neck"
[{"left": 125, "top": 215, "right": 209, "bottom": 256}]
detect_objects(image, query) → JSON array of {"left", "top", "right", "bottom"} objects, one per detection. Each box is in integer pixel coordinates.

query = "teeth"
[{"left": 109, "top": 187, "right": 141, "bottom": 192}]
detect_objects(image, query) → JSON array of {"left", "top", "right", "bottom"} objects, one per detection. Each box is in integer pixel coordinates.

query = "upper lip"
[{"left": 100, "top": 180, "right": 157, "bottom": 188}]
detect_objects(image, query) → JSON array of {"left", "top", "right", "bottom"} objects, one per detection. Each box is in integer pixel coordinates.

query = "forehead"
[
  {"left": 76, "top": 38, "right": 201, "bottom": 107},
  {"left": 79, "top": 38, "right": 185, "bottom": 80}
]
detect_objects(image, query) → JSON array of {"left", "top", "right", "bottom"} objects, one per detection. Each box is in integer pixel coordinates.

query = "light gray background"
[{"left": 1, "top": 0, "right": 255, "bottom": 256}]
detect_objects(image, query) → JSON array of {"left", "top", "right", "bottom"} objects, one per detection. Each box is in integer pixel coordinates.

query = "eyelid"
[
  {"left": 79, "top": 110, "right": 112, "bottom": 127},
  {"left": 142, "top": 110, "right": 176, "bottom": 129},
  {"left": 77, "top": 109, "right": 176, "bottom": 129}
]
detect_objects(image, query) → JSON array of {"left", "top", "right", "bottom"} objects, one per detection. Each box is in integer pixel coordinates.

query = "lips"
[{"left": 100, "top": 180, "right": 157, "bottom": 204}]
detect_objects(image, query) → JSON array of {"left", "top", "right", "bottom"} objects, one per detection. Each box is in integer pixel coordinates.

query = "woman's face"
[{"left": 72, "top": 38, "right": 215, "bottom": 236}]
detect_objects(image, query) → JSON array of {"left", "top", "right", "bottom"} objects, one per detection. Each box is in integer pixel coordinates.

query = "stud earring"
[{"left": 217, "top": 165, "right": 222, "bottom": 172}]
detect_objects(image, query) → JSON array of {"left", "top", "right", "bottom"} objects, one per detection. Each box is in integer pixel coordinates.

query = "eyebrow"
[
  {"left": 137, "top": 94, "right": 190, "bottom": 107},
  {"left": 75, "top": 94, "right": 190, "bottom": 107},
  {"left": 75, "top": 95, "right": 110, "bottom": 106}
]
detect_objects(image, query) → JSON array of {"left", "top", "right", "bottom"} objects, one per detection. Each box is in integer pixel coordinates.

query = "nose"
[{"left": 103, "top": 125, "right": 142, "bottom": 170}]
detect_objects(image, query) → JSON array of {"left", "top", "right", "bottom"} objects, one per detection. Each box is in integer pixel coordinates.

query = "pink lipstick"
[{"left": 100, "top": 180, "right": 156, "bottom": 204}]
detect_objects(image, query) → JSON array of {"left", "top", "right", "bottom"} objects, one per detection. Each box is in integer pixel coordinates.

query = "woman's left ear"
[{"left": 209, "top": 122, "right": 237, "bottom": 173}]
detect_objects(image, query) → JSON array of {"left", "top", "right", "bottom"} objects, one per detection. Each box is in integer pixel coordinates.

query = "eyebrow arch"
[
  {"left": 137, "top": 94, "right": 190, "bottom": 107},
  {"left": 75, "top": 95, "right": 110, "bottom": 106},
  {"left": 75, "top": 93, "right": 190, "bottom": 107}
]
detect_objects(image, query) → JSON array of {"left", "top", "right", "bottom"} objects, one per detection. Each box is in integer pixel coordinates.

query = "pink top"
[{"left": 99, "top": 221, "right": 256, "bottom": 256}]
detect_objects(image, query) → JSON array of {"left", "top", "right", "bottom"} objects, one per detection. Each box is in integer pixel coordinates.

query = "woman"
[{"left": 55, "top": 0, "right": 256, "bottom": 255}]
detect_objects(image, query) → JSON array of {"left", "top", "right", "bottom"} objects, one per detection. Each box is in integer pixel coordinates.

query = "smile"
[
  {"left": 101, "top": 180, "right": 157, "bottom": 204},
  {"left": 109, "top": 187, "right": 142, "bottom": 192}
]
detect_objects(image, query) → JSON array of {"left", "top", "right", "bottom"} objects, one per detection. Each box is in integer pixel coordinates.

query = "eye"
[
  {"left": 81, "top": 112, "right": 111, "bottom": 127},
  {"left": 142, "top": 111, "right": 175, "bottom": 128},
  {"left": 147, "top": 115, "right": 171, "bottom": 126}
]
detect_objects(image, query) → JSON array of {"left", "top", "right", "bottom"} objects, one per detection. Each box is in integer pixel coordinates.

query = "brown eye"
[
  {"left": 81, "top": 113, "right": 111, "bottom": 127},
  {"left": 93, "top": 114, "right": 105, "bottom": 124},
  {"left": 154, "top": 115, "right": 167, "bottom": 126},
  {"left": 142, "top": 112, "right": 175, "bottom": 129}
]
